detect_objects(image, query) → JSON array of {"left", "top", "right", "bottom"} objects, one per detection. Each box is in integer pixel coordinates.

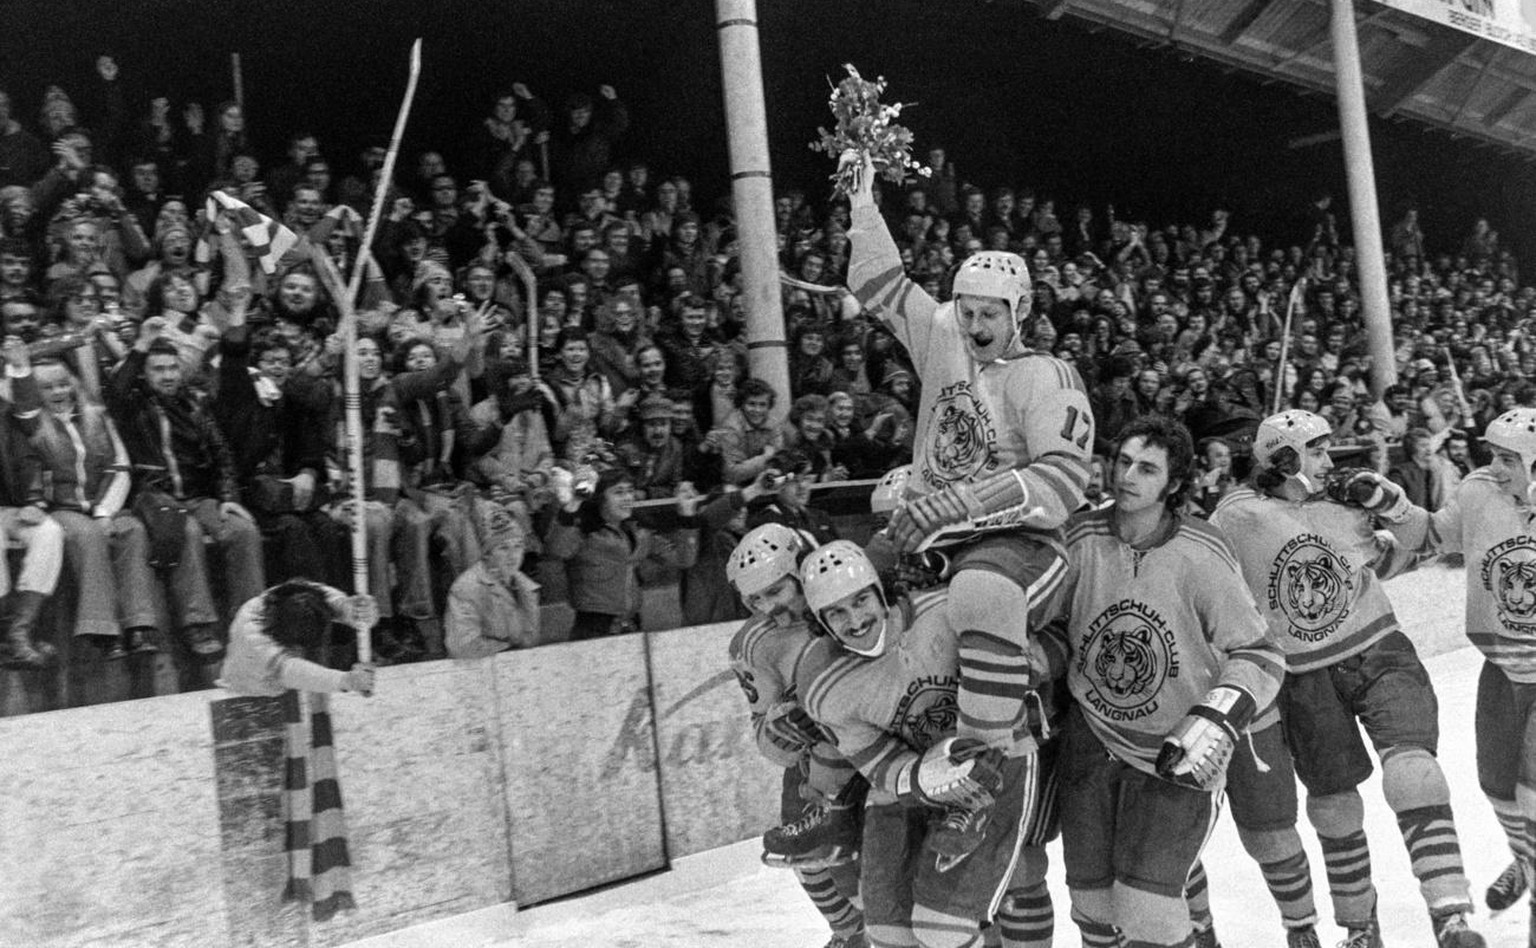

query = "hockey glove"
[
  {"left": 891, "top": 550, "right": 951, "bottom": 594},
  {"left": 1155, "top": 685, "right": 1256, "bottom": 791},
  {"left": 888, "top": 487, "right": 973, "bottom": 553},
  {"left": 1325, "top": 468, "right": 1412, "bottom": 522},
  {"left": 763, "top": 701, "right": 828, "bottom": 754},
  {"left": 897, "top": 736, "right": 1004, "bottom": 809}
]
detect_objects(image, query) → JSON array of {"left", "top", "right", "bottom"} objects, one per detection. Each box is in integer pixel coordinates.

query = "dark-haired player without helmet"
[
  {"left": 1211, "top": 409, "right": 1484, "bottom": 948},
  {"left": 219, "top": 581, "right": 378, "bottom": 697},
  {"left": 1046, "top": 415, "right": 1283, "bottom": 948}
]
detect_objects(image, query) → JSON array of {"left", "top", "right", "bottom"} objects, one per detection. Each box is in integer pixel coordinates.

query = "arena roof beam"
[
  {"left": 1040, "top": 0, "right": 1072, "bottom": 20},
  {"left": 1483, "top": 85, "right": 1530, "bottom": 128},
  {"left": 1219, "top": 0, "right": 1278, "bottom": 46},
  {"left": 1368, "top": 31, "right": 1481, "bottom": 116}
]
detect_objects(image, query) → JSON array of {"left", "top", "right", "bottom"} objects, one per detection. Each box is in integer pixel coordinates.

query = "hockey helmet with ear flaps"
[
  {"left": 1484, "top": 408, "right": 1536, "bottom": 480},
  {"left": 1253, "top": 409, "right": 1332, "bottom": 474},
  {"left": 870, "top": 465, "right": 912, "bottom": 515},
  {"left": 727, "top": 523, "right": 806, "bottom": 599},
  {"left": 801, "top": 539, "right": 888, "bottom": 656},
  {"left": 952, "top": 251, "right": 1031, "bottom": 328}
]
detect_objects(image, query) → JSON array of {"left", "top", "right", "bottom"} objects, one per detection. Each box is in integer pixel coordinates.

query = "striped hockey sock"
[
  {"left": 1318, "top": 830, "right": 1377, "bottom": 927},
  {"left": 795, "top": 866, "right": 861, "bottom": 934},
  {"left": 1259, "top": 850, "right": 1319, "bottom": 929},
  {"left": 1494, "top": 795, "right": 1536, "bottom": 868},
  {"left": 1395, "top": 804, "right": 1472, "bottom": 911},
  {"left": 957, "top": 629, "right": 1035, "bottom": 747},
  {"left": 1072, "top": 908, "right": 1125, "bottom": 948},
  {"left": 998, "top": 881, "right": 1054, "bottom": 948},
  {"left": 1184, "top": 860, "right": 1213, "bottom": 933}
]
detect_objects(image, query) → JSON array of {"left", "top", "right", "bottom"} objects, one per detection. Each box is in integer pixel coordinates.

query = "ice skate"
[
  {"left": 1430, "top": 908, "right": 1485, "bottom": 948},
  {"left": 761, "top": 799, "right": 860, "bottom": 869},
  {"left": 1487, "top": 858, "right": 1530, "bottom": 913},
  {"left": 1285, "top": 925, "right": 1322, "bottom": 948},
  {"left": 1338, "top": 917, "right": 1381, "bottom": 948},
  {"left": 929, "top": 799, "right": 991, "bottom": 872},
  {"left": 822, "top": 927, "right": 867, "bottom": 948}
]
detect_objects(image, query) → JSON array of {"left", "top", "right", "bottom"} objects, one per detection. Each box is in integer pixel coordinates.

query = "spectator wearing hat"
[
  {"left": 617, "top": 394, "right": 688, "bottom": 498},
  {"left": 445, "top": 504, "right": 541, "bottom": 658},
  {"left": 545, "top": 466, "right": 699, "bottom": 640}
]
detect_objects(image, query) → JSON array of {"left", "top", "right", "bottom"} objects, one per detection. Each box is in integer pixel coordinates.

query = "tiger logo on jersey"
[
  {"left": 891, "top": 673, "right": 959, "bottom": 749},
  {"left": 1096, "top": 626, "right": 1158, "bottom": 700},
  {"left": 923, "top": 382, "right": 994, "bottom": 489},
  {"left": 1266, "top": 533, "right": 1355, "bottom": 643},
  {"left": 1481, "top": 536, "right": 1536, "bottom": 634},
  {"left": 1077, "top": 598, "right": 1179, "bottom": 722}
]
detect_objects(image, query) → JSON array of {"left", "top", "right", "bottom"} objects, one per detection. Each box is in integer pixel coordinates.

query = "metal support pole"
[
  {"left": 715, "top": 0, "right": 790, "bottom": 420},
  {"left": 1330, "top": 0, "right": 1397, "bottom": 396}
]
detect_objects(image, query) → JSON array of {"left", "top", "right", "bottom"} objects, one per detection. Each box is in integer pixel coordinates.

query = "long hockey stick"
[
  {"left": 335, "top": 39, "right": 422, "bottom": 664},
  {"left": 1269, "top": 278, "right": 1306, "bottom": 416},
  {"left": 502, "top": 249, "right": 540, "bottom": 379}
]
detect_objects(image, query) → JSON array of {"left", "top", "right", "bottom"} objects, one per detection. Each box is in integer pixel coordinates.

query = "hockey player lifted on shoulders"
[
  {"left": 1047, "top": 416, "right": 1283, "bottom": 948},
  {"left": 844, "top": 152, "right": 1092, "bottom": 860},
  {"left": 726, "top": 524, "right": 865, "bottom": 948},
  {"left": 798, "top": 540, "right": 1060, "bottom": 948},
  {"left": 1210, "top": 409, "right": 1485, "bottom": 948},
  {"left": 1410, "top": 409, "right": 1536, "bottom": 946}
]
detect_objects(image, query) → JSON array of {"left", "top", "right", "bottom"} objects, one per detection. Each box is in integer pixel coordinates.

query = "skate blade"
[
  {"left": 760, "top": 847, "right": 858, "bottom": 870},
  {"left": 934, "top": 852, "right": 970, "bottom": 874}
]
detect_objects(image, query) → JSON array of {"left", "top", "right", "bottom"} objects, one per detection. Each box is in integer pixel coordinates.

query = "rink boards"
[{"left": 0, "top": 564, "right": 1465, "bottom": 948}]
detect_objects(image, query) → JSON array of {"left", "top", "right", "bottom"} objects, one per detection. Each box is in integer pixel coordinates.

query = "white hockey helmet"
[
  {"left": 727, "top": 523, "right": 805, "bottom": 599},
  {"left": 801, "top": 539, "right": 888, "bottom": 656},
  {"left": 1484, "top": 408, "right": 1536, "bottom": 476},
  {"left": 870, "top": 465, "right": 913, "bottom": 515},
  {"left": 1253, "top": 409, "right": 1332, "bottom": 471},
  {"left": 953, "top": 251, "right": 1031, "bottom": 326}
]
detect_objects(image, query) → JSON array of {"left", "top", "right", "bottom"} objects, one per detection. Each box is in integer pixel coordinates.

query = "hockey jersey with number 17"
[
  {"left": 846, "top": 204, "right": 1093, "bottom": 543},
  {"left": 1043, "top": 507, "right": 1283, "bottom": 783}
]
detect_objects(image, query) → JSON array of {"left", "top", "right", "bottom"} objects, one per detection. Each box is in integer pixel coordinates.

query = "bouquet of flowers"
[{"left": 810, "top": 64, "right": 930, "bottom": 198}]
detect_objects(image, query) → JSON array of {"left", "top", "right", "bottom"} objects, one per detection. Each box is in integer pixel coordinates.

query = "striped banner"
[
  {"left": 204, "top": 191, "right": 300, "bottom": 275},
  {"left": 281, "top": 689, "right": 356, "bottom": 921}
]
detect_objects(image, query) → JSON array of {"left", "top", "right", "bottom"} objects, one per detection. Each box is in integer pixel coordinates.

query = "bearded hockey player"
[
  {"left": 1211, "top": 409, "right": 1484, "bottom": 948},
  {"left": 1047, "top": 415, "right": 1283, "bottom": 948},
  {"left": 726, "top": 524, "right": 865, "bottom": 948},
  {"left": 797, "top": 539, "right": 1060, "bottom": 948},
  {"left": 1413, "top": 408, "right": 1536, "bottom": 947},
  {"left": 844, "top": 152, "right": 1091, "bottom": 861}
]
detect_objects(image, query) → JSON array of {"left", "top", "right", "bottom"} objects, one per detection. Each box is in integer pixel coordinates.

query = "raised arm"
[{"left": 843, "top": 154, "right": 939, "bottom": 372}]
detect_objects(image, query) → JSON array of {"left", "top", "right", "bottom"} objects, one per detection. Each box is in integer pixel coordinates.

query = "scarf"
[{"left": 280, "top": 689, "right": 355, "bottom": 921}]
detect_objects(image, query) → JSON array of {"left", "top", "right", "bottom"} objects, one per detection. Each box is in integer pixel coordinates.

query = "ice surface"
[{"left": 354, "top": 645, "right": 1529, "bottom": 948}]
